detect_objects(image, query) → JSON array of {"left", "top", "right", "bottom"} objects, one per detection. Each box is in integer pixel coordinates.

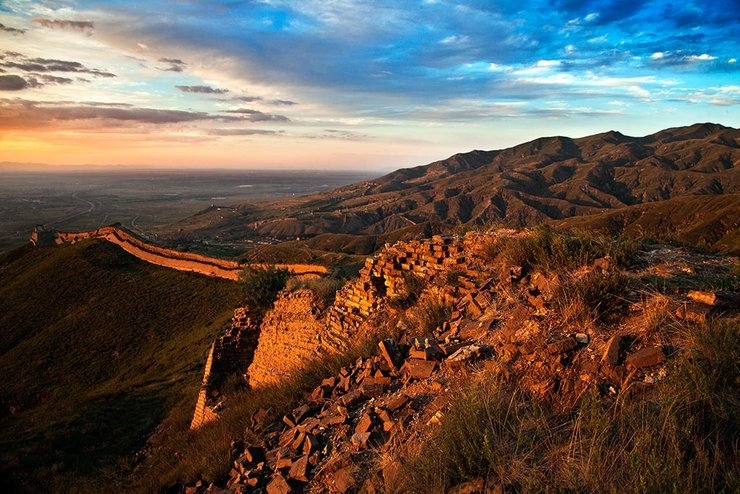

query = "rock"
[
  {"left": 340, "top": 389, "right": 365, "bottom": 407},
  {"left": 675, "top": 303, "right": 712, "bottom": 324},
  {"left": 266, "top": 474, "right": 293, "bottom": 494},
  {"left": 331, "top": 466, "right": 357, "bottom": 493},
  {"left": 547, "top": 336, "right": 577, "bottom": 355},
  {"left": 449, "top": 477, "right": 485, "bottom": 494},
  {"left": 445, "top": 344, "right": 482, "bottom": 370},
  {"left": 243, "top": 445, "right": 266, "bottom": 464},
  {"left": 378, "top": 339, "right": 405, "bottom": 371},
  {"left": 601, "top": 335, "right": 622, "bottom": 366},
  {"left": 626, "top": 346, "right": 665, "bottom": 369},
  {"left": 402, "top": 358, "right": 437, "bottom": 380},
  {"left": 355, "top": 412, "right": 374, "bottom": 434},
  {"left": 575, "top": 333, "right": 589, "bottom": 344},
  {"left": 687, "top": 290, "right": 740, "bottom": 309},
  {"left": 385, "top": 394, "right": 410, "bottom": 412},
  {"left": 351, "top": 431, "right": 372, "bottom": 449},
  {"left": 288, "top": 454, "right": 310, "bottom": 483}
]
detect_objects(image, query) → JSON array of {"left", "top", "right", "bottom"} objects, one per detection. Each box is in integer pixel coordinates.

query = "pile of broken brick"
[{"left": 179, "top": 335, "right": 491, "bottom": 494}]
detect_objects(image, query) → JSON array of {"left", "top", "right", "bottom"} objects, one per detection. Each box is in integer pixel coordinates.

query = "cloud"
[
  {"left": 0, "top": 75, "right": 29, "bottom": 90},
  {"left": 686, "top": 53, "right": 717, "bottom": 62},
  {"left": 208, "top": 128, "right": 282, "bottom": 136},
  {"left": 224, "top": 108, "right": 290, "bottom": 122},
  {"left": 32, "top": 18, "right": 94, "bottom": 34},
  {"left": 176, "top": 85, "right": 229, "bottom": 94},
  {"left": 0, "top": 23, "right": 26, "bottom": 35},
  {"left": 270, "top": 99, "right": 298, "bottom": 105},
  {"left": 0, "top": 52, "right": 116, "bottom": 78},
  {"left": 158, "top": 58, "right": 187, "bottom": 72},
  {"left": 0, "top": 99, "right": 242, "bottom": 130}
]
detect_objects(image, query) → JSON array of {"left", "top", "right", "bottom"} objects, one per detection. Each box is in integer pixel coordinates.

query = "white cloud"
[
  {"left": 650, "top": 52, "right": 665, "bottom": 60},
  {"left": 686, "top": 53, "right": 717, "bottom": 62},
  {"left": 584, "top": 13, "right": 599, "bottom": 23},
  {"left": 729, "top": 58, "right": 737, "bottom": 64}
]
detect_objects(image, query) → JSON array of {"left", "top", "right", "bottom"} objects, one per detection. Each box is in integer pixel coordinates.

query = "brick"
[
  {"left": 266, "top": 474, "right": 293, "bottom": 494},
  {"left": 288, "top": 455, "right": 310, "bottom": 483},
  {"left": 626, "top": 346, "right": 665, "bottom": 369},
  {"left": 547, "top": 336, "right": 577, "bottom": 355},
  {"left": 601, "top": 335, "right": 622, "bottom": 366},
  {"left": 402, "top": 359, "right": 437, "bottom": 380}
]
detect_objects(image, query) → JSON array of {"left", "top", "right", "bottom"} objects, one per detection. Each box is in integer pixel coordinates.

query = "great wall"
[{"left": 30, "top": 224, "right": 327, "bottom": 280}]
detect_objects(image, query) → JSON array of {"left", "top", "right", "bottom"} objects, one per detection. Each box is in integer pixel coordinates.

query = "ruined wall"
[
  {"left": 51, "top": 226, "right": 327, "bottom": 280},
  {"left": 190, "top": 343, "right": 218, "bottom": 430},
  {"left": 247, "top": 289, "right": 346, "bottom": 388},
  {"left": 326, "top": 233, "right": 485, "bottom": 338},
  {"left": 247, "top": 232, "right": 495, "bottom": 388}
]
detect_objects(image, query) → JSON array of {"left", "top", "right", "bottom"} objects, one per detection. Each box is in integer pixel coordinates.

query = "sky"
[{"left": 0, "top": 0, "right": 738, "bottom": 170}]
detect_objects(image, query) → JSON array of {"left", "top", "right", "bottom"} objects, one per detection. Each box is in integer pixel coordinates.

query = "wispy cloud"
[
  {"left": 224, "top": 108, "right": 290, "bottom": 122},
  {"left": 157, "top": 58, "right": 187, "bottom": 72},
  {"left": 0, "top": 23, "right": 26, "bottom": 35},
  {"left": 32, "top": 18, "right": 94, "bottom": 34},
  {"left": 176, "top": 85, "right": 229, "bottom": 94},
  {"left": 0, "top": 52, "right": 115, "bottom": 78}
]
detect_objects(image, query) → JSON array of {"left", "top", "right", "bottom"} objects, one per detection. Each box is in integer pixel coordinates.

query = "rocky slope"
[{"left": 174, "top": 228, "right": 739, "bottom": 493}]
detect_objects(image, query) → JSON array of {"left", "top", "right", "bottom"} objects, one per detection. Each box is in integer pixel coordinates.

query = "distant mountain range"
[{"left": 171, "top": 123, "right": 740, "bottom": 256}]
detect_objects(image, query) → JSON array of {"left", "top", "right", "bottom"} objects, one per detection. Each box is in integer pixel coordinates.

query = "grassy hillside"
[
  {"left": 0, "top": 240, "right": 242, "bottom": 493},
  {"left": 553, "top": 194, "right": 740, "bottom": 254}
]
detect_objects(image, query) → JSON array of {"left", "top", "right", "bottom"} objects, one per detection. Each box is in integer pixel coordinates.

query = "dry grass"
[{"left": 396, "top": 317, "right": 740, "bottom": 493}]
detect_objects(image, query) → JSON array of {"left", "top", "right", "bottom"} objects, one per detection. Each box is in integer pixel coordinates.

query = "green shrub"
[{"left": 238, "top": 265, "right": 290, "bottom": 314}]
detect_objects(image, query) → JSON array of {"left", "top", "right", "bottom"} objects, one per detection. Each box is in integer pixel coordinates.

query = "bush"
[
  {"left": 238, "top": 265, "right": 290, "bottom": 314},
  {"left": 389, "top": 272, "right": 427, "bottom": 310},
  {"left": 411, "top": 295, "right": 453, "bottom": 334},
  {"left": 285, "top": 276, "right": 345, "bottom": 306},
  {"left": 482, "top": 226, "right": 638, "bottom": 275}
]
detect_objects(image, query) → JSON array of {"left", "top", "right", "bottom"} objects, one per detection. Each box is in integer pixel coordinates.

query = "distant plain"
[{"left": 0, "top": 169, "right": 376, "bottom": 253}]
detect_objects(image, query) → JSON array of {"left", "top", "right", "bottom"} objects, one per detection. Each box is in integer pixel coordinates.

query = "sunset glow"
[{"left": 1, "top": 1, "right": 738, "bottom": 170}]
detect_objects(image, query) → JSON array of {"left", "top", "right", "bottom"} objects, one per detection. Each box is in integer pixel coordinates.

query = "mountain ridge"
[{"left": 167, "top": 123, "right": 739, "bottom": 257}]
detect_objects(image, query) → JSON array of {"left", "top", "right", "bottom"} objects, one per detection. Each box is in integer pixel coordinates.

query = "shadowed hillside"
[{"left": 0, "top": 240, "right": 242, "bottom": 493}]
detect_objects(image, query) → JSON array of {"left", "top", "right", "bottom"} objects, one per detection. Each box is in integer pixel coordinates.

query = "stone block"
[
  {"left": 601, "top": 335, "right": 622, "bottom": 366},
  {"left": 288, "top": 455, "right": 310, "bottom": 483},
  {"left": 626, "top": 346, "right": 665, "bottom": 369},
  {"left": 266, "top": 474, "right": 293, "bottom": 494},
  {"left": 355, "top": 412, "right": 374, "bottom": 434},
  {"left": 402, "top": 358, "right": 437, "bottom": 380},
  {"left": 547, "top": 336, "right": 577, "bottom": 355}
]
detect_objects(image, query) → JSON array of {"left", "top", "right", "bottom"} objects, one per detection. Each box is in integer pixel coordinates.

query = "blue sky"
[{"left": 0, "top": 0, "right": 738, "bottom": 169}]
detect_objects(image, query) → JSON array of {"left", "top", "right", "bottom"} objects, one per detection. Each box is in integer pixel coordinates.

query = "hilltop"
[{"left": 169, "top": 123, "right": 740, "bottom": 260}]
